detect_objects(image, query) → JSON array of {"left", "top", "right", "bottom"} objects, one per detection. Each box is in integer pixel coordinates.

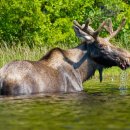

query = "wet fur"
[{"left": 0, "top": 44, "right": 101, "bottom": 95}]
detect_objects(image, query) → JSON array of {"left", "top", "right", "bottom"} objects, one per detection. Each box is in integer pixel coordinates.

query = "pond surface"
[{"left": 0, "top": 77, "right": 130, "bottom": 130}]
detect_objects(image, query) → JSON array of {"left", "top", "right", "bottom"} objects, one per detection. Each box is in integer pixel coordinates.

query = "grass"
[
  {"left": 0, "top": 42, "right": 74, "bottom": 67},
  {"left": 0, "top": 45, "right": 45, "bottom": 67}
]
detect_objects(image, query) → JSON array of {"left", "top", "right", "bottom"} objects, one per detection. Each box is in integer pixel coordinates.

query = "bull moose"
[{"left": 0, "top": 18, "right": 129, "bottom": 95}]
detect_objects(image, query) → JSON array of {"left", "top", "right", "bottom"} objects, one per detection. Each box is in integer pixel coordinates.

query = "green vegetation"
[
  {"left": 0, "top": 0, "right": 130, "bottom": 48},
  {"left": 0, "top": 43, "right": 69, "bottom": 67}
]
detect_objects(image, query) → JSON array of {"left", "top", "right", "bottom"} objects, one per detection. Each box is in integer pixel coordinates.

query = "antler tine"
[
  {"left": 104, "top": 18, "right": 113, "bottom": 35},
  {"left": 73, "top": 25, "right": 88, "bottom": 38},
  {"left": 107, "top": 18, "right": 126, "bottom": 40},
  {"left": 82, "top": 18, "right": 91, "bottom": 31},
  {"left": 73, "top": 19, "right": 95, "bottom": 37},
  {"left": 93, "top": 20, "right": 107, "bottom": 38},
  {"left": 73, "top": 20, "right": 83, "bottom": 29}
]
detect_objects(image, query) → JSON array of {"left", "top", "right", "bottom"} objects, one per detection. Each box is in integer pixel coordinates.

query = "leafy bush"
[{"left": 0, "top": 0, "right": 130, "bottom": 48}]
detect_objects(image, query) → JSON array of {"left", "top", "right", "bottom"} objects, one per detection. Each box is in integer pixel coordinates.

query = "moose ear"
[{"left": 73, "top": 25, "right": 94, "bottom": 42}]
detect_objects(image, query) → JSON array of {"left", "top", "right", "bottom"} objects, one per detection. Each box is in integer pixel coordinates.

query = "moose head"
[{"left": 73, "top": 18, "right": 130, "bottom": 79}]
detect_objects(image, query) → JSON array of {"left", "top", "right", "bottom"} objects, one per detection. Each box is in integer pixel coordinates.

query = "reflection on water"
[{"left": 0, "top": 78, "right": 130, "bottom": 130}]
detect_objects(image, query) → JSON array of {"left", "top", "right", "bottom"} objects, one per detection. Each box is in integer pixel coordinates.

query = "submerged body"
[{"left": 0, "top": 47, "right": 99, "bottom": 95}]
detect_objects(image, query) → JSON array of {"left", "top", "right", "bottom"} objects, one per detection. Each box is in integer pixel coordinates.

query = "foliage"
[{"left": 0, "top": 0, "right": 130, "bottom": 48}]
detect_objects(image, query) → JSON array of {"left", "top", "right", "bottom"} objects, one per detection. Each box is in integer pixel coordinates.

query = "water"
[
  {"left": 119, "top": 71, "right": 128, "bottom": 95},
  {"left": 0, "top": 77, "right": 130, "bottom": 130}
]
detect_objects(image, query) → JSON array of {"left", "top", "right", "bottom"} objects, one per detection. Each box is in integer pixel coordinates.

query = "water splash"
[{"left": 119, "top": 71, "right": 128, "bottom": 95}]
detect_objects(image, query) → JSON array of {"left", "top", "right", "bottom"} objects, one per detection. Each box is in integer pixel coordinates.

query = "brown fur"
[{"left": 0, "top": 43, "right": 100, "bottom": 95}]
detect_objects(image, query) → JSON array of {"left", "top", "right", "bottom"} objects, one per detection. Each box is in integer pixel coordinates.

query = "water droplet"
[{"left": 119, "top": 71, "right": 128, "bottom": 95}]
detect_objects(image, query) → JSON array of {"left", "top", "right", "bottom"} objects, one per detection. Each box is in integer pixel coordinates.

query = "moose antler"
[
  {"left": 74, "top": 17, "right": 126, "bottom": 45},
  {"left": 104, "top": 18, "right": 126, "bottom": 41},
  {"left": 73, "top": 18, "right": 107, "bottom": 40}
]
